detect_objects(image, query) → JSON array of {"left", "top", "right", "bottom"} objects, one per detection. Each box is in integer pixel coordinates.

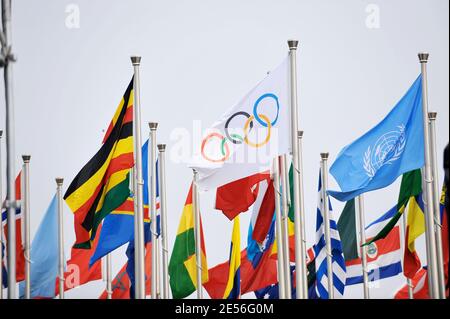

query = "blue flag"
[
  {"left": 19, "top": 195, "right": 60, "bottom": 298},
  {"left": 90, "top": 140, "right": 160, "bottom": 266},
  {"left": 328, "top": 75, "right": 424, "bottom": 202}
]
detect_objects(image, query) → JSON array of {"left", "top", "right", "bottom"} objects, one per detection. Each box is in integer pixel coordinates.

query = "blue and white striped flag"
[{"left": 314, "top": 172, "right": 346, "bottom": 299}]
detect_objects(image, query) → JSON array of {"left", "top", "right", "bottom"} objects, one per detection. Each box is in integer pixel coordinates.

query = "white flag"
[{"left": 190, "top": 57, "right": 290, "bottom": 190}]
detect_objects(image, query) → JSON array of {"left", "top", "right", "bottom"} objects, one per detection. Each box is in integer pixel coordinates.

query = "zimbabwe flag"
[{"left": 64, "top": 78, "right": 134, "bottom": 248}]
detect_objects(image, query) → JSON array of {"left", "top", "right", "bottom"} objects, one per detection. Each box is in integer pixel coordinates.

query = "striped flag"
[
  {"left": 64, "top": 78, "right": 134, "bottom": 248},
  {"left": 223, "top": 216, "right": 241, "bottom": 299},
  {"left": 1, "top": 171, "right": 26, "bottom": 287},
  {"left": 314, "top": 172, "right": 346, "bottom": 299}
]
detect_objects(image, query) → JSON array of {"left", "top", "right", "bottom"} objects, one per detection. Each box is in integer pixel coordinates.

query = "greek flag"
[
  {"left": 328, "top": 75, "right": 424, "bottom": 202},
  {"left": 314, "top": 172, "right": 346, "bottom": 299}
]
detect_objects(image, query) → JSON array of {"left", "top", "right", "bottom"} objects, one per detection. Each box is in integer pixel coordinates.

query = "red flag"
[
  {"left": 99, "top": 243, "right": 152, "bottom": 299},
  {"left": 203, "top": 248, "right": 278, "bottom": 298},
  {"left": 215, "top": 172, "right": 269, "bottom": 220},
  {"left": 395, "top": 268, "right": 429, "bottom": 299},
  {"left": 251, "top": 179, "right": 275, "bottom": 243},
  {"left": 2, "top": 172, "right": 25, "bottom": 282},
  {"left": 55, "top": 224, "right": 103, "bottom": 295}
]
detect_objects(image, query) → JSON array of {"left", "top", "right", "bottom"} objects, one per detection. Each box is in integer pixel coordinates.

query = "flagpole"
[
  {"left": 428, "top": 111, "right": 446, "bottom": 298},
  {"left": 1, "top": 0, "right": 17, "bottom": 299},
  {"left": 401, "top": 212, "right": 414, "bottom": 299},
  {"left": 287, "top": 39, "right": 306, "bottom": 299},
  {"left": 55, "top": 178, "right": 65, "bottom": 299},
  {"left": 0, "top": 130, "right": 3, "bottom": 300},
  {"left": 357, "top": 195, "right": 370, "bottom": 299},
  {"left": 22, "top": 155, "right": 31, "bottom": 299},
  {"left": 158, "top": 144, "right": 170, "bottom": 299},
  {"left": 106, "top": 253, "right": 112, "bottom": 299},
  {"left": 131, "top": 56, "right": 146, "bottom": 300},
  {"left": 192, "top": 170, "right": 203, "bottom": 299},
  {"left": 296, "top": 130, "right": 308, "bottom": 298},
  {"left": 418, "top": 53, "right": 439, "bottom": 299},
  {"left": 273, "top": 158, "right": 286, "bottom": 299},
  {"left": 148, "top": 122, "right": 159, "bottom": 299},
  {"left": 320, "top": 153, "right": 334, "bottom": 299},
  {"left": 279, "top": 156, "right": 292, "bottom": 298}
]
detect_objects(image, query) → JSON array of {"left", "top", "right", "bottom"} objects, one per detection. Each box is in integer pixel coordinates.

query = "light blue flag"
[
  {"left": 19, "top": 195, "right": 61, "bottom": 298},
  {"left": 328, "top": 75, "right": 424, "bottom": 202}
]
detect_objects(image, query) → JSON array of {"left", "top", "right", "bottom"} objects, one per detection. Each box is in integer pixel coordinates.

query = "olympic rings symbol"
[{"left": 201, "top": 93, "right": 280, "bottom": 163}]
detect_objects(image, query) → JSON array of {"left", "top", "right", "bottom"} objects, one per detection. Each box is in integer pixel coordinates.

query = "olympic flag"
[{"left": 190, "top": 57, "right": 290, "bottom": 191}]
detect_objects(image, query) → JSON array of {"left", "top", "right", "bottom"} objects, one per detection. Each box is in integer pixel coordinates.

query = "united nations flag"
[{"left": 328, "top": 75, "right": 424, "bottom": 202}]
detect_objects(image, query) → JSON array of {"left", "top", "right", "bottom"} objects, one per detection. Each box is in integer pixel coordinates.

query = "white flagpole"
[
  {"left": 55, "top": 178, "right": 65, "bottom": 299},
  {"left": 131, "top": 56, "right": 146, "bottom": 299},
  {"left": 273, "top": 158, "right": 286, "bottom": 299},
  {"left": 1, "top": 0, "right": 17, "bottom": 299},
  {"left": 158, "top": 144, "right": 170, "bottom": 299},
  {"left": 428, "top": 111, "right": 446, "bottom": 298},
  {"left": 357, "top": 195, "right": 370, "bottom": 299},
  {"left": 192, "top": 170, "right": 203, "bottom": 299},
  {"left": 296, "top": 130, "right": 308, "bottom": 298},
  {"left": 287, "top": 40, "right": 306, "bottom": 299},
  {"left": 320, "top": 153, "right": 334, "bottom": 299},
  {"left": 22, "top": 155, "right": 31, "bottom": 299},
  {"left": 148, "top": 122, "right": 158, "bottom": 299},
  {"left": 401, "top": 212, "right": 414, "bottom": 299},
  {"left": 418, "top": 53, "right": 439, "bottom": 299},
  {"left": 279, "top": 155, "right": 292, "bottom": 298},
  {"left": 0, "top": 130, "right": 3, "bottom": 300},
  {"left": 106, "top": 253, "right": 112, "bottom": 299}
]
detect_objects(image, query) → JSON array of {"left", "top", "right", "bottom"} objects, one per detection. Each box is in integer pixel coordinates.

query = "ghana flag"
[
  {"left": 64, "top": 78, "right": 134, "bottom": 248},
  {"left": 169, "top": 184, "right": 208, "bottom": 299}
]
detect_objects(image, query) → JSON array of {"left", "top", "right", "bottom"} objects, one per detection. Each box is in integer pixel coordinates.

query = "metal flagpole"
[
  {"left": 148, "top": 122, "right": 158, "bottom": 299},
  {"left": 0, "top": 130, "right": 3, "bottom": 300},
  {"left": 273, "top": 158, "right": 286, "bottom": 299},
  {"left": 279, "top": 155, "right": 292, "bottom": 298},
  {"left": 287, "top": 40, "right": 306, "bottom": 299},
  {"left": 428, "top": 111, "right": 446, "bottom": 298},
  {"left": 418, "top": 53, "right": 439, "bottom": 299},
  {"left": 56, "top": 178, "right": 65, "bottom": 299},
  {"left": 1, "top": 0, "right": 17, "bottom": 299},
  {"left": 106, "top": 253, "right": 112, "bottom": 299},
  {"left": 320, "top": 153, "right": 334, "bottom": 299},
  {"left": 296, "top": 130, "right": 308, "bottom": 298},
  {"left": 192, "top": 170, "right": 203, "bottom": 299},
  {"left": 131, "top": 56, "right": 146, "bottom": 299},
  {"left": 158, "top": 144, "right": 170, "bottom": 299},
  {"left": 357, "top": 195, "right": 370, "bottom": 299},
  {"left": 401, "top": 211, "right": 414, "bottom": 299},
  {"left": 22, "top": 155, "right": 31, "bottom": 299}
]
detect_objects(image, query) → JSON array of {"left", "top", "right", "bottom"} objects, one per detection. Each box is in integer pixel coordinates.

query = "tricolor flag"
[
  {"left": 168, "top": 185, "right": 208, "bottom": 299},
  {"left": 190, "top": 57, "right": 291, "bottom": 191},
  {"left": 223, "top": 216, "right": 241, "bottom": 299},
  {"left": 314, "top": 172, "right": 346, "bottom": 299},
  {"left": 343, "top": 206, "right": 403, "bottom": 285},
  {"left": 1, "top": 171, "right": 26, "bottom": 288},
  {"left": 64, "top": 78, "right": 134, "bottom": 248}
]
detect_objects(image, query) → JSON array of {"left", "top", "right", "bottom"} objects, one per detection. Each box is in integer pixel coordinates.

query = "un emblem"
[
  {"left": 366, "top": 242, "right": 378, "bottom": 259},
  {"left": 363, "top": 124, "right": 406, "bottom": 178}
]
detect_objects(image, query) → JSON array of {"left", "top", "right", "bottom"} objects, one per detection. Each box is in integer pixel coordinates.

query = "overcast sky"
[{"left": 1, "top": 0, "right": 448, "bottom": 299}]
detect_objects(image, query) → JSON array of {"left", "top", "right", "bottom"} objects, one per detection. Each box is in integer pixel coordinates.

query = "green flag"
[{"left": 337, "top": 199, "right": 359, "bottom": 261}]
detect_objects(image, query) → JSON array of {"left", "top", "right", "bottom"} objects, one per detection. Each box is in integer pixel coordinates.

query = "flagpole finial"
[
  {"left": 428, "top": 112, "right": 437, "bottom": 120},
  {"left": 157, "top": 144, "right": 166, "bottom": 152},
  {"left": 55, "top": 177, "right": 64, "bottom": 186},
  {"left": 288, "top": 40, "right": 299, "bottom": 50},
  {"left": 297, "top": 130, "right": 304, "bottom": 138},
  {"left": 131, "top": 56, "right": 142, "bottom": 65},
  {"left": 320, "top": 153, "right": 329, "bottom": 160},
  {"left": 418, "top": 53, "right": 429, "bottom": 63},
  {"left": 148, "top": 122, "right": 158, "bottom": 131},
  {"left": 22, "top": 155, "right": 31, "bottom": 163}
]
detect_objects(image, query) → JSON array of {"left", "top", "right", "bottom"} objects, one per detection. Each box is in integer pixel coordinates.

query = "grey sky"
[{"left": 1, "top": 0, "right": 448, "bottom": 298}]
